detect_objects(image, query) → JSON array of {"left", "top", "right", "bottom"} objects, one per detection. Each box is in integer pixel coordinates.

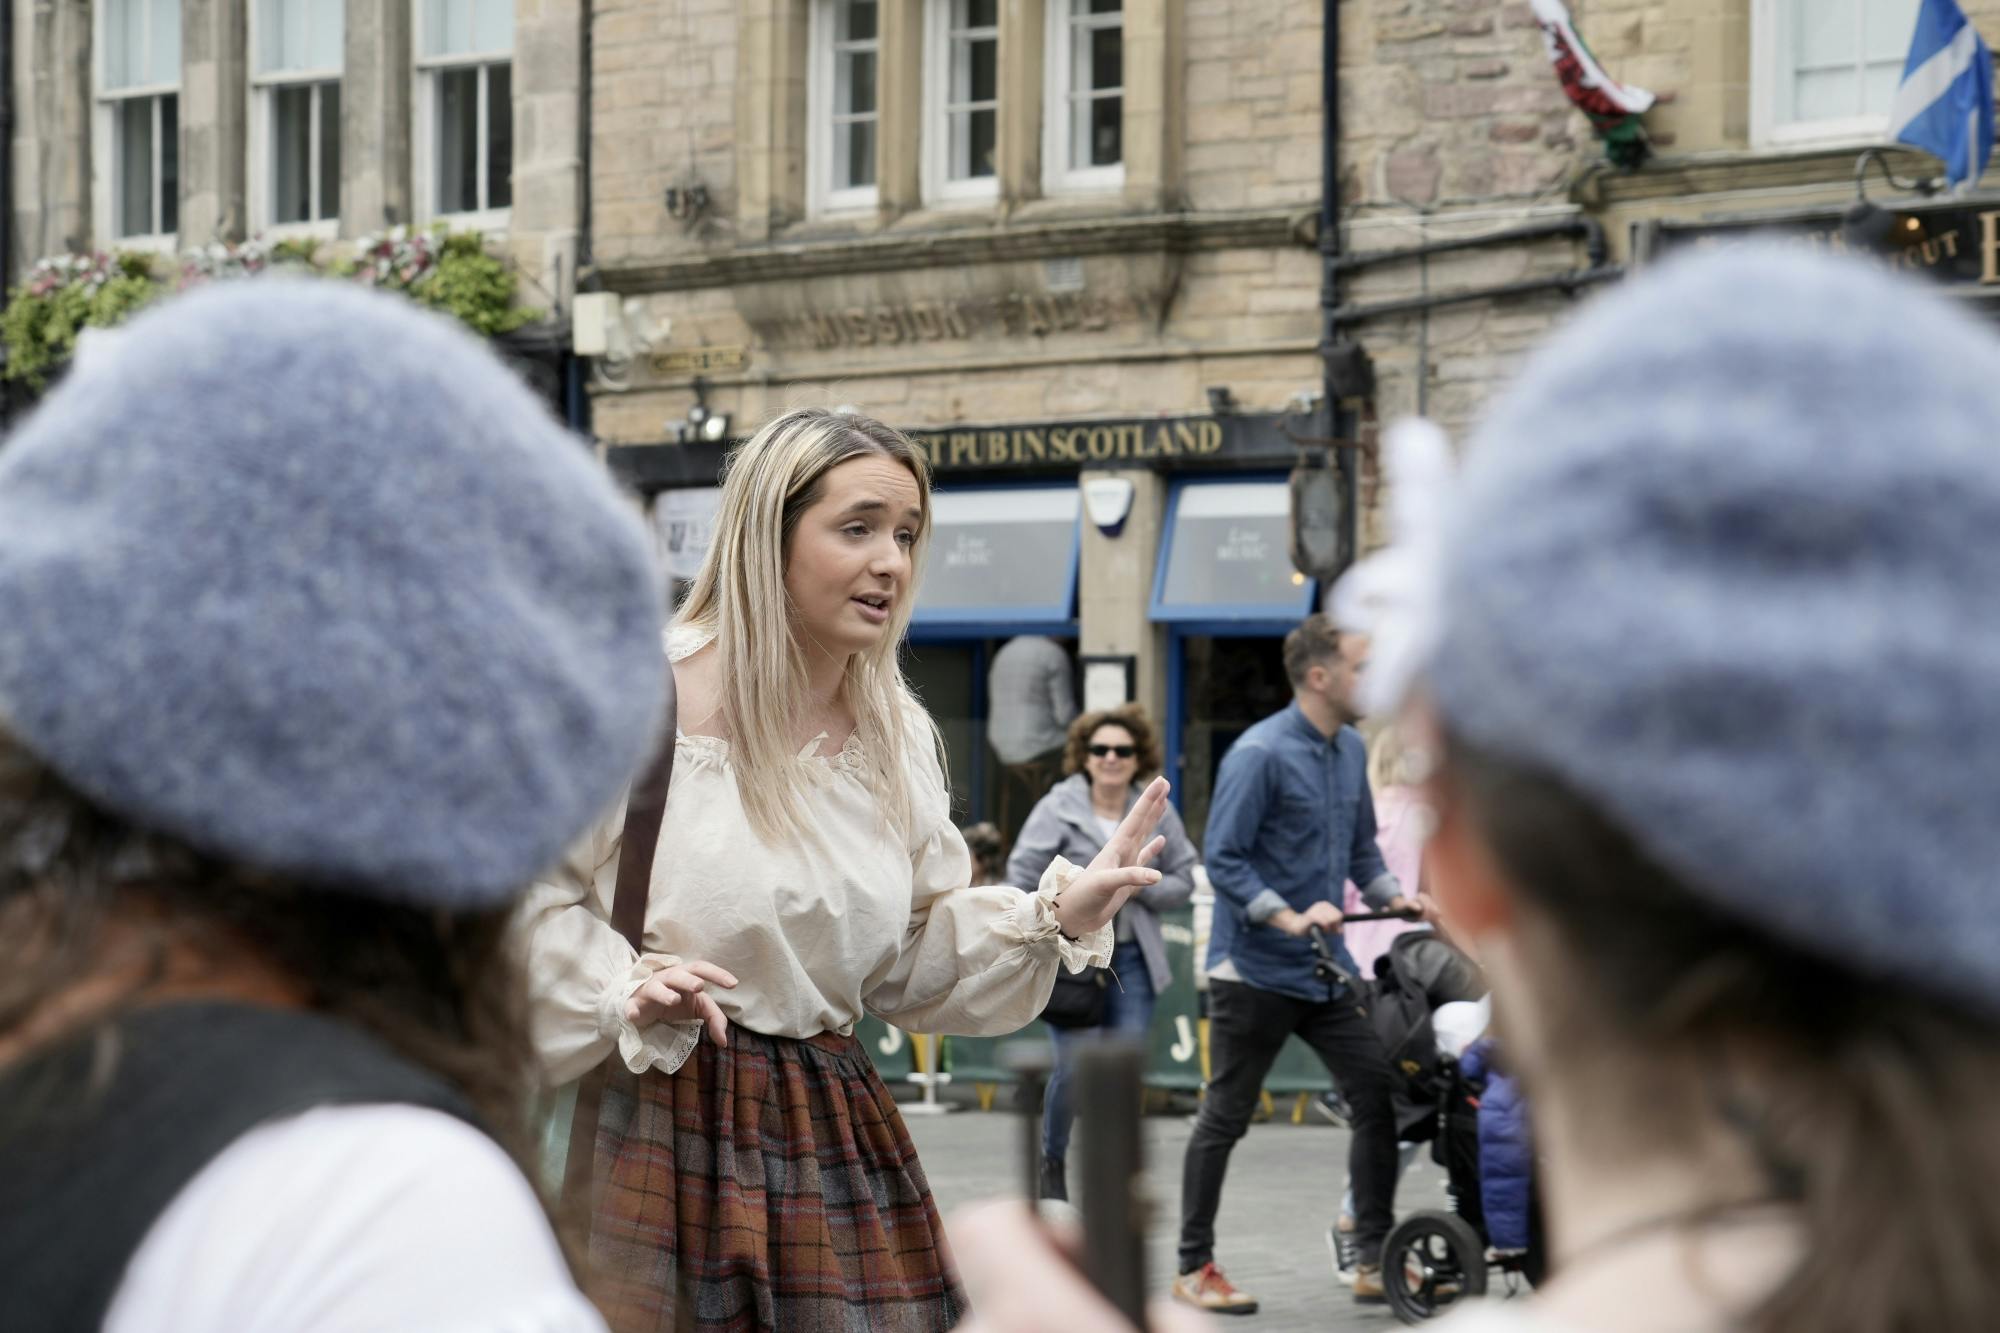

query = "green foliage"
[
  {"left": 0, "top": 253, "right": 163, "bottom": 389},
  {"left": 1, "top": 230, "right": 542, "bottom": 390},
  {"left": 412, "top": 232, "right": 539, "bottom": 337}
]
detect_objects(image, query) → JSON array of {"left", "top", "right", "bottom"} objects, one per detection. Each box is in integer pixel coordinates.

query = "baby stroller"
[{"left": 1310, "top": 926, "right": 1541, "bottom": 1324}]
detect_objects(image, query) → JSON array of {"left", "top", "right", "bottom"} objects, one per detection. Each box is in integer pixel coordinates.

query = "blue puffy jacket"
[{"left": 1461, "top": 1038, "right": 1532, "bottom": 1251}]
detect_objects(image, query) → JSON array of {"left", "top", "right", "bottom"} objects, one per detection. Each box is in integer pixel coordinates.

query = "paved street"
[{"left": 904, "top": 1094, "right": 1524, "bottom": 1331}]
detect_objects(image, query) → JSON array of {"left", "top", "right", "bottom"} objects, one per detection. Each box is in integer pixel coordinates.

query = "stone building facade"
[
  {"left": 5, "top": 0, "right": 588, "bottom": 394},
  {"left": 6, "top": 0, "right": 1987, "bottom": 838},
  {"left": 589, "top": 0, "right": 2000, "bottom": 836}
]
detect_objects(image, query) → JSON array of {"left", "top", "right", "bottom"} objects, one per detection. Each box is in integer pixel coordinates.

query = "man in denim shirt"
[{"left": 1172, "top": 615, "right": 1410, "bottom": 1314}]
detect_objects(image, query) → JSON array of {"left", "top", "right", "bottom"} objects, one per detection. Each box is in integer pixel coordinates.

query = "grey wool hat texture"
[
  {"left": 1430, "top": 244, "right": 2000, "bottom": 1013},
  {"left": 0, "top": 279, "right": 665, "bottom": 907}
]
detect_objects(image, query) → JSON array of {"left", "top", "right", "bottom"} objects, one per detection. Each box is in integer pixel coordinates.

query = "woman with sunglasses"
[{"left": 1006, "top": 705, "right": 1200, "bottom": 1201}]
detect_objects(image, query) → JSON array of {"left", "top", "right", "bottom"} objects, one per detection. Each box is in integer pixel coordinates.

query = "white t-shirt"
[{"left": 104, "top": 1103, "right": 608, "bottom": 1333}]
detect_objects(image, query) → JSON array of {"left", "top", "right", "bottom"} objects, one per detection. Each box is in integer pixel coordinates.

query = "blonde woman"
[{"left": 519, "top": 409, "right": 1169, "bottom": 1332}]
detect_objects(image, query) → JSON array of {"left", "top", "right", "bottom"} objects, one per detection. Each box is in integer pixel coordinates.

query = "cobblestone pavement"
[{"left": 905, "top": 1095, "right": 1524, "bottom": 1331}]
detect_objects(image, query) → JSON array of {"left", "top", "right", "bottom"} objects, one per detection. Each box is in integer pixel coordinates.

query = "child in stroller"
[{"left": 1316, "top": 927, "right": 1543, "bottom": 1324}]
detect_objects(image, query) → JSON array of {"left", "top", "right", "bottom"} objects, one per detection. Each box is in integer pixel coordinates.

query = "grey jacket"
[{"left": 1004, "top": 774, "right": 1200, "bottom": 995}]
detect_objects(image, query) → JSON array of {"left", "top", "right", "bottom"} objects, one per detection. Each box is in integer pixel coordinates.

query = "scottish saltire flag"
[{"left": 1889, "top": 0, "right": 1995, "bottom": 193}]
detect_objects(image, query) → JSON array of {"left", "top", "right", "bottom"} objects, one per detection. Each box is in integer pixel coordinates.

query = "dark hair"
[
  {"left": 1061, "top": 705, "right": 1163, "bottom": 780},
  {"left": 1282, "top": 613, "right": 1351, "bottom": 687},
  {"left": 960, "top": 821, "right": 1005, "bottom": 883},
  {"left": 1445, "top": 734, "right": 2000, "bottom": 1333},
  {"left": 0, "top": 734, "right": 570, "bottom": 1260}
]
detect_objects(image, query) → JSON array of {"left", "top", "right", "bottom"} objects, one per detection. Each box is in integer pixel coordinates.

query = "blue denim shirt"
[{"left": 1203, "top": 703, "right": 1400, "bottom": 1001}]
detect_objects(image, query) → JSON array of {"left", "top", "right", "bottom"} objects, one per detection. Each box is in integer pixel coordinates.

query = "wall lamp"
[
  {"left": 1842, "top": 148, "right": 1943, "bottom": 253},
  {"left": 670, "top": 376, "right": 731, "bottom": 445}
]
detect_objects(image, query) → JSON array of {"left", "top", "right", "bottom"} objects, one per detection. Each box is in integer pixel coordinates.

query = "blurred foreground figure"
[
  {"left": 1341, "top": 244, "right": 2000, "bottom": 1332},
  {"left": 0, "top": 281, "right": 667, "bottom": 1332}
]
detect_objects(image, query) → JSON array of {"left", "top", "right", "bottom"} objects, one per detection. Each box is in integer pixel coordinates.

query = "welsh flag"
[{"left": 1531, "top": 0, "right": 1656, "bottom": 167}]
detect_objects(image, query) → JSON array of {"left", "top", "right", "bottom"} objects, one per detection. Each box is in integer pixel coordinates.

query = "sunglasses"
[{"left": 1088, "top": 744, "right": 1137, "bottom": 759}]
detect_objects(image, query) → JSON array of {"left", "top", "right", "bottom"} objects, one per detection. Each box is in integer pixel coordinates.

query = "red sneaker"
[{"left": 1172, "top": 1262, "right": 1260, "bottom": 1315}]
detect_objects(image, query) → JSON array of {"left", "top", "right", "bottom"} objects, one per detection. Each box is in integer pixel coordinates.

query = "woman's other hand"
[
  {"left": 949, "top": 1200, "right": 1213, "bottom": 1332},
  {"left": 1052, "top": 777, "right": 1171, "bottom": 939},
  {"left": 625, "top": 960, "right": 739, "bottom": 1046}
]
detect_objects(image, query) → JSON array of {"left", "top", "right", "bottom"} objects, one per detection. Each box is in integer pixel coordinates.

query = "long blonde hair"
[{"left": 673, "top": 408, "right": 942, "bottom": 846}]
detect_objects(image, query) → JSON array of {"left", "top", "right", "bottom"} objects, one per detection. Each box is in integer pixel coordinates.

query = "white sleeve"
[
  {"left": 104, "top": 1104, "right": 609, "bottom": 1333},
  {"left": 513, "top": 812, "right": 703, "bottom": 1086}
]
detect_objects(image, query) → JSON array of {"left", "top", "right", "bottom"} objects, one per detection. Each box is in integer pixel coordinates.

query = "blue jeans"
[{"left": 1043, "top": 938, "right": 1156, "bottom": 1161}]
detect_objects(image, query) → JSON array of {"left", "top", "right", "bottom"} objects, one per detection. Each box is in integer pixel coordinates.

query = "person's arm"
[
  {"left": 948, "top": 1201, "right": 1214, "bottom": 1333},
  {"left": 1004, "top": 794, "right": 1068, "bottom": 892},
  {"left": 1348, "top": 762, "right": 1404, "bottom": 911},
  {"left": 865, "top": 760, "right": 1167, "bottom": 1036},
  {"left": 511, "top": 809, "right": 715, "bottom": 1086},
  {"left": 1201, "top": 743, "right": 1288, "bottom": 927}
]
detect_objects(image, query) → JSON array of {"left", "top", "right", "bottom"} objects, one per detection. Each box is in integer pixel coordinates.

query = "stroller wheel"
[{"left": 1382, "top": 1211, "right": 1488, "bottom": 1324}]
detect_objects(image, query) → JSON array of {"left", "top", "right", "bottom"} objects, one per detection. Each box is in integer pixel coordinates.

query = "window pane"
[
  {"left": 420, "top": 0, "right": 448, "bottom": 57},
  {"left": 117, "top": 96, "right": 156, "bottom": 236},
  {"left": 438, "top": 65, "right": 479, "bottom": 213},
  {"left": 474, "top": 0, "right": 514, "bottom": 52},
  {"left": 308, "top": 0, "right": 344, "bottom": 70},
  {"left": 967, "top": 107, "right": 996, "bottom": 178},
  {"left": 963, "top": 0, "right": 997, "bottom": 29},
  {"left": 842, "top": 0, "right": 878, "bottom": 43},
  {"left": 844, "top": 49, "right": 877, "bottom": 115},
  {"left": 320, "top": 82, "right": 342, "bottom": 218},
  {"left": 280, "top": 0, "right": 308, "bottom": 70},
  {"left": 1794, "top": 67, "right": 1859, "bottom": 122},
  {"left": 487, "top": 62, "right": 513, "bottom": 208},
  {"left": 1794, "top": 2, "right": 1855, "bottom": 70},
  {"left": 445, "top": 0, "right": 473, "bottom": 55},
  {"left": 837, "top": 118, "right": 876, "bottom": 190},
  {"left": 273, "top": 83, "right": 313, "bottom": 223},
  {"left": 104, "top": 0, "right": 141, "bottom": 88},
  {"left": 1861, "top": 60, "right": 1904, "bottom": 116},
  {"left": 1085, "top": 0, "right": 1121, "bottom": 13},
  {"left": 254, "top": 0, "right": 282, "bottom": 73},
  {"left": 160, "top": 94, "right": 179, "bottom": 233},
  {"left": 1863, "top": 0, "right": 1918, "bottom": 60},
  {"left": 149, "top": 0, "right": 182, "bottom": 85},
  {"left": 967, "top": 35, "right": 997, "bottom": 102},
  {"left": 1089, "top": 24, "right": 1121, "bottom": 91},
  {"left": 1089, "top": 93, "right": 1121, "bottom": 166}
]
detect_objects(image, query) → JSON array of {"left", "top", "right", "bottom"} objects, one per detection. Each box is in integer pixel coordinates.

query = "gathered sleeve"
[
  {"left": 862, "top": 815, "right": 1113, "bottom": 1036},
  {"left": 511, "top": 805, "right": 703, "bottom": 1087}
]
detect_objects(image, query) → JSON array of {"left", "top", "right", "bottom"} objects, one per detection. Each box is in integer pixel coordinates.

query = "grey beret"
[
  {"left": 0, "top": 280, "right": 665, "bottom": 907},
  {"left": 1431, "top": 244, "right": 2000, "bottom": 1011}
]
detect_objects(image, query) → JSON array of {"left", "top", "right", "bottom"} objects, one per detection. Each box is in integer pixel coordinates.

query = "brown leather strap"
[{"left": 562, "top": 670, "right": 678, "bottom": 1210}]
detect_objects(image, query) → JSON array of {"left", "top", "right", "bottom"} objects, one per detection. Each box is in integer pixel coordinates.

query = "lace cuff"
[
  {"left": 1017, "top": 855, "right": 1115, "bottom": 972},
  {"left": 599, "top": 954, "right": 704, "bottom": 1076}
]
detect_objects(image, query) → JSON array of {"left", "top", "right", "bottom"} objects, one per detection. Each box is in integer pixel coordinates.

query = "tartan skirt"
[{"left": 585, "top": 1027, "right": 967, "bottom": 1333}]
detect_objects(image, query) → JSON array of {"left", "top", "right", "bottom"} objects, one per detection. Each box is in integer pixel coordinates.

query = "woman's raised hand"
[
  {"left": 1051, "top": 776, "right": 1172, "bottom": 940},
  {"left": 625, "top": 960, "right": 739, "bottom": 1046}
]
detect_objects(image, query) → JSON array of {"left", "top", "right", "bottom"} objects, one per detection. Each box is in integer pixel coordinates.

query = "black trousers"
[{"left": 1178, "top": 978, "right": 1398, "bottom": 1273}]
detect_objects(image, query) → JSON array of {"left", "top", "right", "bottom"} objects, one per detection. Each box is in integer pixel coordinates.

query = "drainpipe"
[
  {"left": 1, "top": 0, "right": 14, "bottom": 422},
  {"left": 1319, "top": 0, "right": 1369, "bottom": 577},
  {"left": 568, "top": 0, "right": 595, "bottom": 436}
]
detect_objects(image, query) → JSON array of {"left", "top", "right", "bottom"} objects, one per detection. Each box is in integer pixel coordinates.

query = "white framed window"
[
  {"left": 1044, "top": 0, "right": 1122, "bottom": 192},
  {"left": 94, "top": 0, "right": 181, "bottom": 246},
  {"left": 413, "top": 0, "right": 514, "bottom": 225},
  {"left": 1753, "top": 0, "right": 1922, "bottom": 146},
  {"left": 809, "top": 0, "right": 881, "bottom": 213},
  {"left": 924, "top": 0, "right": 999, "bottom": 204},
  {"left": 250, "top": 0, "right": 344, "bottom": 235}
]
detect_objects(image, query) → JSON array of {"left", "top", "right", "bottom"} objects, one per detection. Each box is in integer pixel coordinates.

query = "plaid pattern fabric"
[{"left": 587, "top": 1028, "right": 967, "bottom": 1332}]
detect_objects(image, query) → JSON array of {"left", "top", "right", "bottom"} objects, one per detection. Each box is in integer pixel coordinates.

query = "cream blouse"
[{"left": 517, "top": 630, "right": 1113, "bottom": 1087}]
